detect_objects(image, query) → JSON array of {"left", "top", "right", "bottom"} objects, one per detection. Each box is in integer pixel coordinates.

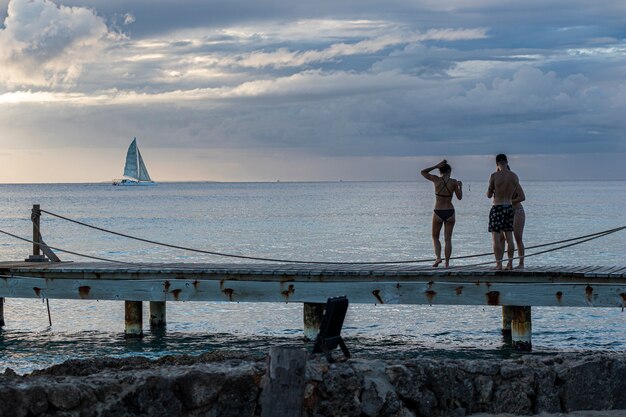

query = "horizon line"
[{"left": 1, "top": 178, "right": 626, "bottom": 186}]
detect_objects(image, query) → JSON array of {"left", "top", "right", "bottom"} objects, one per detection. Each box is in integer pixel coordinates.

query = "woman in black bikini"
[{"left": 421, "top": 160, "right": 463, "bottom": 267}]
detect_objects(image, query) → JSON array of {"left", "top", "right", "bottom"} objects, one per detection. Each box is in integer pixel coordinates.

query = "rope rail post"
[
  {"left": 26, "top": 204, "right": 46, "bottom": 262},
  {"left": 0, "top": 298, "right": 4, "bottom": 327}
]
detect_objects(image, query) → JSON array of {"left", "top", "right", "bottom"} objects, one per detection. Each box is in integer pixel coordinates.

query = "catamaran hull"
[{"left": 112, "top": 180, "right": 157, "bottom": 186}]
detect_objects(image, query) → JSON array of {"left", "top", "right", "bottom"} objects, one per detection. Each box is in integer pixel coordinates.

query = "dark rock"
[
  {"left": 174, "top": 369, "right": 260, "bottom": 417},
  {"left": 500, "top": 363, "right": 526, "bottom": 379},
  {"left": 308, "top": 362, "right": 363, "bottom": 417},
  {"left": 490, "top": 380, "right": 534, "bottom": 415},
  {"left": 610, "top": 359, "right": 626, "bottom": 409},
  {"left": 533, "top": 366, "right": 560, "bottom": 413},
  {"left": 461, "top": 360, "right": 500, "bottom": 376},
  {"left": 0, "top": 352, "right": 624, "bottom": 416},
  {"left": 0, "top": 387, "right": 28, "bottom": 417},
  {"left": 173, "top": 371, "right": 221, "bottom": 409},
  {"left": 122, "top": 375, "right": 182, "bottom": 417},
  {"left": 48, "top": 383, "right": 82, "bottom": 410},
  {"left": 475, "top": 375, "right": 494, "bottom": 404},
  {"left": 387, "top": 363, "right": 437, "bottom": 416},
  {"left": 571, "top": 355, "right": 626, "bottom": 410},
  {"left": 355, "top": 361, "right": 402, "bottom": 417},
  {"left": 26, "top": 386, "right": 48, "bottom": 415},
  {"left": 424, "top": 362, "right": 474, "bottom": 414}
]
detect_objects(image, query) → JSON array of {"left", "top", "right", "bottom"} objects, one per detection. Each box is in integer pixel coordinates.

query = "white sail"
[
  {"left": 115, "top": 137, "right": 155, "bottom": 185},
  {"left": 123, "top": 138, "right": 139, "bottom": 179},
  {"left": 136, "top": 149, "right": 152, "bottom": 181}
]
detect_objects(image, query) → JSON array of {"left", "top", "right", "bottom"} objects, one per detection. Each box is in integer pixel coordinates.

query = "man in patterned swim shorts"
[{"left": 486, "top": 154, "right": 520, "bottom": 270}]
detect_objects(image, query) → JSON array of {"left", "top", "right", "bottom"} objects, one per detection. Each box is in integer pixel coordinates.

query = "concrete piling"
[
  {"left": 502, "top": 305, "right": 514, "bottom": 335},
  {"left": 303, "top": 302, "right": 324, "bottom": 341},
  {"left": 511, "top": 306, "right": 532, "bottom": 351},
  {"left": 149, "top": 301, "right": 166, "bottom": 327},
  {"left": 124, "top": 301, "right": 143, "bottom": 337}
]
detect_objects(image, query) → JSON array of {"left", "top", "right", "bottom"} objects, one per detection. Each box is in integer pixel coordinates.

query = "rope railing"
[
  {"left": 1, "top": 225, "right": 623, "bottom": 271},
  {"left": 41, "top": 209, "right": 626, "bottom": 264},
  {"left": 429, "top": 228, "right": 621, "bottom": 271},
  {"left": 3, "top": 208, "right": 622, "bottom": 266}
]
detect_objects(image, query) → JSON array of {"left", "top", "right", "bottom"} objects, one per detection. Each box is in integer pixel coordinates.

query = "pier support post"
[
  {"left": 511, "top": 306, "right": 532, "bottom": 351},
  {"left": 124, "top": 301, "right": 143, "bottom": 337},
  {"left": 303, "top": 302, "right": 324, "bottom": 341},
  {"left": 0, "top": 298, "right": 4, "bottom": 327},
  {"left": 502, "top": 306, "right": 514, "bottom": 335},
  {"left": 149, "top": 301, "right": 166, "bottom": 328}
]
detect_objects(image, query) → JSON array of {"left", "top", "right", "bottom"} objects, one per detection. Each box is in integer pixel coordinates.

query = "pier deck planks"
[{"left": 0, "top": 261, "right": 624, "bottom": 308}]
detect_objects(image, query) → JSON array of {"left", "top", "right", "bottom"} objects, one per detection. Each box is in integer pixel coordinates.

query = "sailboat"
[{"left": 112, "top": 138, "right": 156, "bottom": 186}]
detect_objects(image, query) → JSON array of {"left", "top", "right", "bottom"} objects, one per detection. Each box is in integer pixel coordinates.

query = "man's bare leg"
[
  {"left": 498, "top": 232, "right": 506, "bottom": 262},
  {"left": 515, "top": 241, "right": 525, "bottom": 269},
  {"left": 504, "top": 231, "right": 515, "bottom": 270},
  {"left": 492, "top": 232, "right": 504, "bottom": 270}
]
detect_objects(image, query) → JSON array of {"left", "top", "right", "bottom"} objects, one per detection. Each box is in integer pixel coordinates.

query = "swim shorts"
[{"left": 488, "top": 204, "right": 514, "bottom": 232}]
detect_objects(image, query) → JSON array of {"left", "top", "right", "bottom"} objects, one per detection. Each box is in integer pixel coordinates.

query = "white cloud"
[
  {"left": 449, "top": 66, "right": 589, "bottom": 115},
  {"left": 228, "top": 28, "right": 489, "bottom": 69},
  {"left": 123, "top": 13, "right": 135, "bottom": 26},
  {"left": 0, "top": 70, "right": 430, "bottom": 106},
  {"left": 0, "top": 0, "right": 118, "bottom": 87}
]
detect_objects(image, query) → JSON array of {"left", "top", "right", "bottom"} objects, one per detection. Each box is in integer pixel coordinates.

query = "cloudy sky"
[{"left": 1, "top": 0, "right": 625, "bottom": 182}]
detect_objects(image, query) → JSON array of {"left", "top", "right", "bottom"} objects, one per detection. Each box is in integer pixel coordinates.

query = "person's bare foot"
[
  {"left": 495, "top": 262, "right": 503, "bottom": 270},
  {"left": 505, "top": 260, "right": 513, "bottom": 270},
  {"left": 515, "top": 263, "right": 525, "bottom": 270},
  {"left": 444, "top": 260, "right": 450, "bottom": 268},
  {"left": 432, "top": 258, "right": 442, "bottom": 267}
]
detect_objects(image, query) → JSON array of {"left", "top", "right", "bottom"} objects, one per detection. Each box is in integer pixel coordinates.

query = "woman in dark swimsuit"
[
  {"left": 421, "top": 160, "right": 463, "bottom": 267},
  {"left": 500, "top": 164, "right": 526, "bottom": 269}
]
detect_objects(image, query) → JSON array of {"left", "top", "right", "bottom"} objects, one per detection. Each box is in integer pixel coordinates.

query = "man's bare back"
[{"left": 487, "top": 169, "right": 520, "bottom": 205}]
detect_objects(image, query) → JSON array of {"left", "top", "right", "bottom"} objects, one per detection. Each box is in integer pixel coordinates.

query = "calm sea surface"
[{"left": 0, "top": 181, "right": 624, "bottom": 373}]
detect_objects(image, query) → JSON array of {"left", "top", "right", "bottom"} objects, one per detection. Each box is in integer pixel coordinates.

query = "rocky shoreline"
[{"left": 0, "top": 351, "right": 624, "bottom": 416}]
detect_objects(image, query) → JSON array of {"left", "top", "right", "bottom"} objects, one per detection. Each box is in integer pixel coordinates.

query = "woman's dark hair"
[{"left": 439, "top": 163, "right": 451, "bottom": 174}]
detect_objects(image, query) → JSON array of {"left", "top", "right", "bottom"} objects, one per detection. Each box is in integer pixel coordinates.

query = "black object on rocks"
[{"left": 312, "top": 296, "right": 351, "bottom": 362}]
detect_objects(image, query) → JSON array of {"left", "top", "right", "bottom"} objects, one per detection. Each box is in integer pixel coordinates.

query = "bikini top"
[{"left": 435, "top": 178, "right": 453, "bottom": 197}]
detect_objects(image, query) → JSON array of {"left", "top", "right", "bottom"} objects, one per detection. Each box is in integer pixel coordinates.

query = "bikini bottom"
[{"left": 434, "top": 208, "right": 455, "bottom": 222}]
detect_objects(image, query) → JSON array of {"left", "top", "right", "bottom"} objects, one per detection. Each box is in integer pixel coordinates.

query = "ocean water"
[{"left": 0, "top": 181, "right": 624, "bottom": 373}]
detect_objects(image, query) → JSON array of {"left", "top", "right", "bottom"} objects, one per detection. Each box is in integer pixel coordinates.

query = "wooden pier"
[{"left": 1, "top": 261, "right": 624, "bottom": 351}]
